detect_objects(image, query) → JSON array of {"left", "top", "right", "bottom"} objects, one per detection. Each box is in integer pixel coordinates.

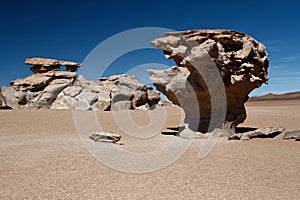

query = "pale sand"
[{"left": 0, "top": 101, "right": 299, "bottom": 199}]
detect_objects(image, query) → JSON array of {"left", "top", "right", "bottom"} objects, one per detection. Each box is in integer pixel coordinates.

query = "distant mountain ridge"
[{"left": 249, "top": 91, "right": 300, "bottom": 101}]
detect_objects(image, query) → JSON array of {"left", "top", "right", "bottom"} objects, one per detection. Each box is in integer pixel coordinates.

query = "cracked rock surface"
[
  {"left": 148, "top": 30, "right": 269, "bottom": 133},
  {"left": 1, "top": 58, "right": 160, "bottom": 111}
]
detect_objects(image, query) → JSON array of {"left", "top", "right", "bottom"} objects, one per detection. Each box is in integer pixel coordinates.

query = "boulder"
[
  {"left": 148, "top": 30, "right": 269, "bottom": 134},
  {"left": 111, "top": 101, "right": 132, "bottom": 111},
  {"left": 11, "top": 73, "right": 53, "bottom": 90},
  {"left": 89, "top": 132, "right": 121, "bottom": 143},
  {"left": 36, "top": 79, "right": 72, "bottom": 108},
  {"left": 282, "top": 129, "right": 300, "bottom": 140},
  {"left": 136, "top": 103, "right": 150, "bottom": 110},
  {"left": 50, "top": 74, "right": 160, "bottom": 111},
  {"left": 1, "top": 86, "right": 20, "bottom": 109},
  {"left": 51, "top": 95, "right": 73, "bottom": 110},
  {"left": 91, "top": 88, "right": 111, "bottom": 111},
  {"left": 72, "top": 99, "right": 92, "bottom": 110},
  {"left": 62, "top": 86, "right": 82, "bottom": 98},
  {"left": 75, "top": 89, "right": 98, "bottom": 106},
  {"left": 0, "top": 88, "right": 8, "bottom": 108}
]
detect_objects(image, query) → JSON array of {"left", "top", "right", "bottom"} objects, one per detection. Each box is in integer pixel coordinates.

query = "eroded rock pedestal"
[{"left": 148, "top": 30, "right": 269, "bottom": 134}]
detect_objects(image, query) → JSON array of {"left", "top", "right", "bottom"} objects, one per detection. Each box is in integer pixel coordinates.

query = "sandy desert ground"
[{"left": 0, "top": 100, "right": 299, "bottom": 199}]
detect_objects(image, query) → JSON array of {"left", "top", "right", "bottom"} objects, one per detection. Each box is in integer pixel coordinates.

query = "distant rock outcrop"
[
  {"left": 1, "top": 58, "right": 160, "bottom": 110},
  {"left": 249, "top": 91, "right": 300, "bottom": 101},
  {"left": 148, "top": 30, "right": 269, "bottom": 134}
]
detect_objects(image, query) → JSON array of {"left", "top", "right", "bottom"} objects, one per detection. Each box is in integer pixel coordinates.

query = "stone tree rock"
[{"left": 148, "top": 30, "right": 269, "bottom": 134}]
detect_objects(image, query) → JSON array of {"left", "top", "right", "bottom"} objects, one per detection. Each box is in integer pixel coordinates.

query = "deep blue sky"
[{"left": 0, "top": 0, "right": 299, "bottom": 96}]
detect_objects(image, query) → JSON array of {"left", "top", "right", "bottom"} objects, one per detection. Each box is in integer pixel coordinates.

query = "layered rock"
[
  {"left": 25, "top": 57, "right": 81, "bottom": 73},
  {"left": 1, "top": 58, "right": 160, "bottom": 111},
  {"left": 2, "top": 70, "right": 78, "bottom": 109},
  {"left": 148, "top": 30, "right": 269, "bottom": 134}
]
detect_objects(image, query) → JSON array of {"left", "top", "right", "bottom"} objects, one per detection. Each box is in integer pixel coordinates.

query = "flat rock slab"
[
  {"left": 282, "top": 129, "right": 300, "bottom": 140},
  {"left": 229, "top": 127, "right": 285, "bottom": 140},
  {"left": 25, "top": 57, "right": 81, "bottom": 67},
  {"left": 89, "top": 132, "right": 121, "bottom": 143}
]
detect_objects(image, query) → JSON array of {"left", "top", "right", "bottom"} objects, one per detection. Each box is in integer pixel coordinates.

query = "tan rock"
[
  {"left": 149, "top": 30, "right": 269, "bottom": 133},
  {"left": 89, "top": 132, "right": 121, "bottom": 143},
  {"left": 25, "top": 57, "right": 81, "bottom": 67},
  {"left": 282, "top": 129, "right": 300, "bottom": 140},
  {"left": 25, "top": 57, "right": 81, "bottom": 73},
  {"left": 229, "top": 127, "right": 285, "bottom": 140}
]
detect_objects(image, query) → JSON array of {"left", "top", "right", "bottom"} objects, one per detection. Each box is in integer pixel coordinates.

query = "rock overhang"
[{"left": 148, "top": 29, "right": 269, "bottom": 134}]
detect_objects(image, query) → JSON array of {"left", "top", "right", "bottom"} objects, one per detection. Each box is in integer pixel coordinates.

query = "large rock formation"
[
  {"left": 148, "top": 30, "right": 269, "bottom": 134},
  {"left": 1, "top": 58, "right": 160, "bottom": 110},
  {"left": 2, "top": 70, "right": 78, "bottom": 109}
]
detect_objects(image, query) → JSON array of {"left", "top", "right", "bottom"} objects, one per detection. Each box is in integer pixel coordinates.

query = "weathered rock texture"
[
  {"left": 229, "top": 127, "right": 285, "bottom": 140},
  {"left": 25, "top": 57, "right": 81, "bottom": 73},
  {"left": 1, "top": 58, "right": 160, "bottom": 110},
  {"left": 148, "top": 30, "right": 269, "bottom": 133},
  {"left": 0, "top": 88, "right": 8, "bottom": 108},
  {"left": 89, "top": 132, "right": 121, "bottom": 143}
]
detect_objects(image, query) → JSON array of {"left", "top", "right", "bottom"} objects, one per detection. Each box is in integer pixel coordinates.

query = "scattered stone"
[
  {"left": 89, "top": 132, "right": 121, "bottom": 143},
  {"left": 282, "top": 129, "right": 300, "bottom": 141},
  {"left": 148, "top": 30, "right": 269, "bottom": 134},
  {"left": 228, "top": 127, "right": 285, "bottom": 140}
]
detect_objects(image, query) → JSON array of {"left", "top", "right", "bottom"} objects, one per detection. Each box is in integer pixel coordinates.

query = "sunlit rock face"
[
  {"left": 148, "top": 30, "right": 269, "bottom": 134},
  {"left": 1, "top": 58, "right": 160, "bottom": 111}
]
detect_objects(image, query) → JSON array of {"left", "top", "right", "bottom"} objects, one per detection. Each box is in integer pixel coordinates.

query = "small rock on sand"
[{"left": 89, "top": 132, "right": 121, "bottom": 143}]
